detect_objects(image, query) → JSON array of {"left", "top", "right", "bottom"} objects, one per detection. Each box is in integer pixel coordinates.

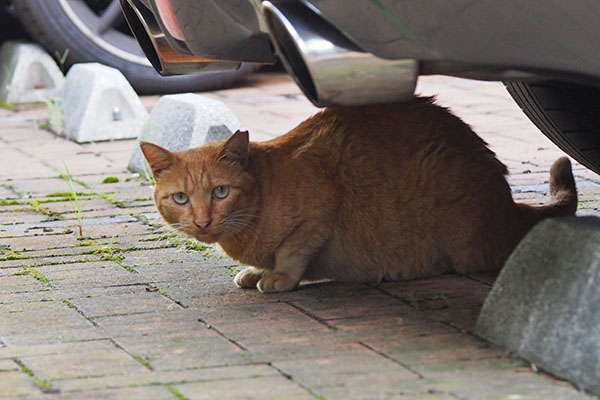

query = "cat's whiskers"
[
  {"left": 221, "top": 208, "right": 260, "bottom": 239},
  {"left": 223, "top": 217, "right": 259, "bottom": 240}
]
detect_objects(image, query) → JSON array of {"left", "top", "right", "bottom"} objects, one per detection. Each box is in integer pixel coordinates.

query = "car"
[
  {"left": 117, "top": 0, "right": 600, "bottom": 176},
  {"left": 4, "top": 0, "right": 258, "bottom": 93}
]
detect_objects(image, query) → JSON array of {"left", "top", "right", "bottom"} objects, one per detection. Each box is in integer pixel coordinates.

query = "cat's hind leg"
[
  {"left": 257, "top": 222, "right": 329, "bottom": 293},
  {"left": 234, "top": 267, "right": 265, "bottom": 288}
]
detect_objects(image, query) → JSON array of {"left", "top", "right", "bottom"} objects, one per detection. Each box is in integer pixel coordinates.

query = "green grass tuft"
[
  {"left": 61, "top": 299, "right": 75, "bottom": 309},
  {"left": 166, "top": 384, "right": 190, "bottom": 400},
  {"left": 46, "top": 191, "right": 89, "bottom": 198},
  {"left": 74, "top": 239, "right": 98, "bottom": 247},
  {"left": 33, "top": 378, "right": 53, "bottom": 392},
  {"left": 12, "top": 358, "right": 33, "bottom": 376},
  {"left": 0, "top": 199, "right": 21, "bottom": 205},
  {"left": 132, "top": 354, "right": 152, "bottom": 369},
  {"left": 225, "top": 265, "right": 240, "bottom": 276},
  {"left": 61, "top": 164, "right": 85, "bottom": 236},
  {"left": 102, "top": 176, "right": 119, "bottom": 184},
  {"left": 0, "top": 101, "right": 15, "bottom": 110},
  {"left": 13, "top": 267, "right": 54, "bottom": 288},
  {"left": 0, "top": 248, "right": 28, "bottom": 261}
]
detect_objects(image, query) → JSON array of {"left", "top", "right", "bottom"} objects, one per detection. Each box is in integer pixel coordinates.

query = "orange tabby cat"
[{"left": 141, "top": 97, "right": 577, "bottom": 293}]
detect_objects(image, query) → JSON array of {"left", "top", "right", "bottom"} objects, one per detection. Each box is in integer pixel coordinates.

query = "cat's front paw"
[
  {"left": 234, "top": 267, "right": 264, "bottom": 289},
  {"left": 257, "top": 273, "right": 298, "bottom": 293}
]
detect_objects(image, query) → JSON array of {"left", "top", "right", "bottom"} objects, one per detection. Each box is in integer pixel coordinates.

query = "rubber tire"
[
  {"left": 13, "top": 0, "right": 260, "bottom": 94},
  {"left": 505, "top": 80, "right": 600, "bottom": 175}
]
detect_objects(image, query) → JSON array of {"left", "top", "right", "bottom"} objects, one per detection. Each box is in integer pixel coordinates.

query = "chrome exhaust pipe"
[
  {"left": 262, "top": 1, "right": 418, "bottom": 107},
  {"left": 119, "top": 0, "right": 240, "bottom": 76}
]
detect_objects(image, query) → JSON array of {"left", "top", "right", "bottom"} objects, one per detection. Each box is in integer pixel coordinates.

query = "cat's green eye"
[
  {"left": 172, "top": 192, "right": 189, "bottom": 205},
  {"left": 212, "top": 185, "right": 230, "bottom": 200}
]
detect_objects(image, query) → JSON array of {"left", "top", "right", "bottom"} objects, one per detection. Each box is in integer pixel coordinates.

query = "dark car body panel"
[{"left": 303, "top": 0, "right": 600, "bottom": 84}]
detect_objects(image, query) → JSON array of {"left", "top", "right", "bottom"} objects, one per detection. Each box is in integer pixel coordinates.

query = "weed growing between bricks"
[
  {"left": 12, "top": 358, "right": 55, "bottom": 393},
  {"left": 165, "top": 384, "right": 189, "bottom": 400},
  {"left": 12, "top": 266, "right": 55, "bottom": 289},
  {"left": 61, "top": 164, "right": 94, "bottom": 236}
]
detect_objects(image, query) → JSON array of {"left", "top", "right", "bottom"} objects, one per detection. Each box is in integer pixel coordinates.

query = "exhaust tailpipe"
[
  {"left": 262, "top": 1, "right": 418, "bottom": 107},
  {"left": 119, "top": 0, "right": 240, "bottom": 76}
]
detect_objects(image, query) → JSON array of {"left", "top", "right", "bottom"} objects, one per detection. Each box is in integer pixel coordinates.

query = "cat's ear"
[
  {"left": 140, "top": 141, "right": 174, "bottom": 179},
  {"left": 218, "top": 130, "right": 249, "bottom": 167}
]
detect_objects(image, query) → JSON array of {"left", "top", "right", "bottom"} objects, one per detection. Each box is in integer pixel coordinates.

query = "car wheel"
[
  {"left": 505, "top": 80, "right": 600, "bottom": 175},
  {"left": 13, "top": 0, "right": 258, "bottom": 94}
]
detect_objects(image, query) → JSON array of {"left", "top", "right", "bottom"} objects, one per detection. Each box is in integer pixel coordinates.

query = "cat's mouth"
[{"left": 196, "top": 229, "right": 219, "bottom": 243}]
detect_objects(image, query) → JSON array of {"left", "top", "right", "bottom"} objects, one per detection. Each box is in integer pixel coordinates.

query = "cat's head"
[{"left": 140, "top": 130, "right": 258, "bottom": 244}]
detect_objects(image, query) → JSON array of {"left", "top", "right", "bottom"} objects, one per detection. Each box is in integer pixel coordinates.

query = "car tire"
[
  {"left": 505, "top": 80, "right": 600, "bottom": 175},
  {"left": 13, "top": 0, "right": 259, "bottom": 94}
]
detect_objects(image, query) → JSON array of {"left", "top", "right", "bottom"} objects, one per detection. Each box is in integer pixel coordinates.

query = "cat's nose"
[{"left": 194, "top": 219, "right": 212, "bottom": 229}]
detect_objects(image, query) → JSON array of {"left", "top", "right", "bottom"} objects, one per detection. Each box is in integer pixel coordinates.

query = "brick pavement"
[{"left": 0, "top": 71, "right": 599, "bottom": 399}]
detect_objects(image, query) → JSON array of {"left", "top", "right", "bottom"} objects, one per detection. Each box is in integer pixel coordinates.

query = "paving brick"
[
  {"left": 73, "top": 221, "right": 154, "bottom": 239},
  {"left": 0, "top": 210, "right": 47, "bottom": 226},
  {"left": 376, "top": 275, "right": 494, "bottom": 332},
  {"left": 0, "top": 300, "right": 103, "bottom": 345},
  {"left": 427, "top": 367, "right": 591, "bottom": 400},
  {"left": 56, "top": 363, "right": 277, "bottom": 393},
  {"left": 0, "top": 156, "right": 58, "bottom": 181},
  {"left": 18, "top": 340, "right": 147, "bottom": 381},
  {"left": 0, "top": 370, "right": 43, "bottom": 399},
  {"left": 36, "top": 199, "right": 114, "bottom": 215},
  {"left": 68, "top": 288, "right": 178, "bottom": 318},
  {"left": 174, "top": 374, "right": 315, "bottom": 400},
  {"left": 114, "top": 332, "right": 252, "bottom": 370},
  {"left": 35, "top": 261, "right": 147, "bottom": 290},
  {"left": 7, "top": 177, "right": 85, "bottom": 198},
  {"left": 198, "top": 302, "right": 332, "bottom": 344},
  {"left": 273, "top": 343, "right": 419, "bottom": 391},
  {"left": 0, "top": 359, "right": 17, "bottom": 371},
  {"left": 94, "top": 311, "right": 252, "bottom": 369},
  {"left": 0, "top": 285, "right": 138, "bottom": 306},
  {"left": 332, "top": 317, "right": 508, "bottom": 376},
  {"left": 58, "top": 205, "right": 156, "bottom": 221},
  {"left": 94, "top": 310, "right": 210, "bottom": 338},
  {"left": 377, "top": 274, "right": 492, "bottom": 304},
  {"left": 1, "top": 232, "right": 76, "bottom": 252},
  {"left": 56, "top": 385, "right": 176, "bottom": 400},
  {"left": 0, "top": 253, "right": 99, "bottom": 269},
  {"left": 0, "top": 273, "right": 49, "bottom": 295},
  {"left": 287, "top": 286, "right": 410, "bottom": 321}
]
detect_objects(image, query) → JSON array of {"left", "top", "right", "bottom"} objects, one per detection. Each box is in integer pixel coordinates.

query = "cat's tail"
[{"left": 516, "top": 156, "right": 577, "bottom": 226}]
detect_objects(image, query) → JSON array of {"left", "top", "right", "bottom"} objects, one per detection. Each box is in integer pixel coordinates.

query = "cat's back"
[
  {"left": 269, "top": 97, "right": 493, "bottom": 164},
  {"left": 253, "top": 97, "right": 506, "bottom": 208},
  {"left": 301, "top": 98, "right": 505, "bottom": 189}
]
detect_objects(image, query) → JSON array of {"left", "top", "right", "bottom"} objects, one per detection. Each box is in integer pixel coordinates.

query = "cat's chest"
[{"left": 219, "top": 231, "right": 277, "bottom": 270}]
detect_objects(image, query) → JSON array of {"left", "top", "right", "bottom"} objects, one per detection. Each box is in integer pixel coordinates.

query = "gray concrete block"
[
  {"left": 61, "top": 63, "right": 148, "bottom": 143},
  {"left": 476, "top": 216, "right": 600, "bottom": 395},
  {"left": 128, "top": 93, "right": 243, "bottom": 174},
  {"left": 0, "top": 41, "right": 65, "bottom": 104}
]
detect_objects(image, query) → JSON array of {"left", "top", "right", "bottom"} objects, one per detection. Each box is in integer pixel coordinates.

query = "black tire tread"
[{"left": 505, "top": 80, "right": 600, "bottom": 175}]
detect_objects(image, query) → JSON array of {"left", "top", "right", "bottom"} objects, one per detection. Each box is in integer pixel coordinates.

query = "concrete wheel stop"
[
  {"left": 476, "top": 216, "right": 600, "bottom": 395},
  {"left": 0, "top": 41, "right": 65, "bottom": 104},
  {"left": 128, "top": 93, "right": 244, "bottom": 174},
  {"left": 61, "top": 63, "right": 148, "bottom": 143}
]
